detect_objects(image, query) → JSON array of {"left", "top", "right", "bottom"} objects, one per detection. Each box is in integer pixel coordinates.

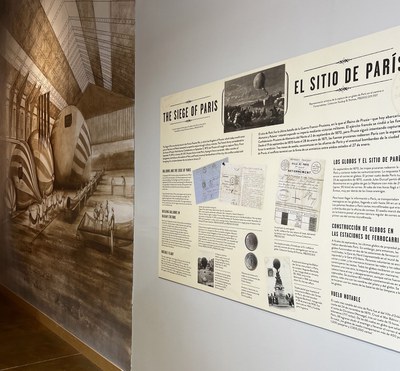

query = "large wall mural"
[{"left": 0, "top": 1, "right": 134, "bottom": 370}]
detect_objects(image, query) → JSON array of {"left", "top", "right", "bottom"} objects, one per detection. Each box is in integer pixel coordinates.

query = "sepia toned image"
[
  {"left": 224, "top": 64, "right": 285, "bottom": 132},
  {"left": 0, "top": 1, "right": 134, "bottom": 369}
]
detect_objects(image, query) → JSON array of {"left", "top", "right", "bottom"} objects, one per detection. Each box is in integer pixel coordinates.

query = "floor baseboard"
[{"left": 0, "top": 284, "right": 122, "bottom": 371}]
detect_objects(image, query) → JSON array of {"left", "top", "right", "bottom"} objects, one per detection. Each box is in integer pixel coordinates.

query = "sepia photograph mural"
[{"left": 0, "top": 1, "right": 135, "bottom": 370}]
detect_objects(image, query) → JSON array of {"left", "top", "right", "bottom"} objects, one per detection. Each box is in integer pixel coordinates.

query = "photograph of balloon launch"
[{"left": 223, "top": 64, "right": 286, "bottom": 133}]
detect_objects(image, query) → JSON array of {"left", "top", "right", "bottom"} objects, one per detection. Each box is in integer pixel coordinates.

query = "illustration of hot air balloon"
[
  {"left": 51, "top": 106, "right": 92, "bottom": 188},
  {"left": 9, "top": 141, "right": 42, "bottom": 209},
  {"left": 253, "top": 72, "right": 269, "bottom": 96},
  {"left": 5, "top": 177, "right": 16, "bottom": 214},
  {"left": 28, "top": 130, "right": 55, "bottom": 196}
]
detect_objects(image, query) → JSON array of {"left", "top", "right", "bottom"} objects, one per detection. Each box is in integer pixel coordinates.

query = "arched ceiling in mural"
[{"left": 1, "top": 0, "right": 135, "bottom": 118}]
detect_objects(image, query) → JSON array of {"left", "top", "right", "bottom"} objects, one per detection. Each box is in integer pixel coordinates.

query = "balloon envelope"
[
  {"left": 253, "top": 72, "right": 266, "bottom": 90},
  {"left": 273, "top": 258, "right": 281, "bottom": 270}
]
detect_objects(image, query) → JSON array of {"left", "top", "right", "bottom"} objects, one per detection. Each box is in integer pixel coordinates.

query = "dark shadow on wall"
[{"left": 0, "top": 2, "right": 10, "bottom": 269}]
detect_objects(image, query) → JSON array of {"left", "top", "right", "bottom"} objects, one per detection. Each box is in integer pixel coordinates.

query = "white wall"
[{"left": 133, "top": 1, "right": 400, "bottom": 370}]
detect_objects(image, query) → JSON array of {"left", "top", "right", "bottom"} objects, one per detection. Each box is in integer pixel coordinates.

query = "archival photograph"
[
  {"left": 198, "top": 254, "right": 215, "bottom": 287},
  {"left": 266, "top": 257, "right": 295, "bottom": 308},
  {"left": 224, "top": 64, "right": 285, "bottom": 132}
]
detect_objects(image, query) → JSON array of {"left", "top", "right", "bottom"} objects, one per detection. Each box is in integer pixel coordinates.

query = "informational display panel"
[{"left": 159, "top": 26, "right": 400, "bottom": 352}]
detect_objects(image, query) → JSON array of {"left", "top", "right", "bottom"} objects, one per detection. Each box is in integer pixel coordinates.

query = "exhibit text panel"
[{"left": 159, "top": 26, "right": 400, "bottom": 352}]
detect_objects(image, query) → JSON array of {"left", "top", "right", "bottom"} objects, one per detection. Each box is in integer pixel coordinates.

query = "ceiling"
[{"left": 1, "top": 0, "right": 135, "bottom": 118}]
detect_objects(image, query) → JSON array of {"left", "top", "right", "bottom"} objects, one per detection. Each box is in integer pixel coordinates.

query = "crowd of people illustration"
[
  {"left": 92, "top": 200, "right": 115, "bottom": 230},
  {"left": 28, "top": 190, "right": 66, "bottom": 228},
  {"left": 268, "top": 292, "right": 295, "bottom": 307},
  {"left": 25, "top": 170, "right": 126, "bottom": 242},
  {"left": 27, "top": 170, "right": 105, "bottom": 228},
  {"left": 224, "top": 92, "right": 285, "bottom": 131}
]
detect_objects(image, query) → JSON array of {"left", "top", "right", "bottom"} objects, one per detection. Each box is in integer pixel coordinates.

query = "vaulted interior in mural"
[{"left": 0, "top": 1, "right": 135, "bottom": 369}]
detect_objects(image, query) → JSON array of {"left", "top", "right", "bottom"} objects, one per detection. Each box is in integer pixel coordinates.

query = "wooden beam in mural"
[
  {"left": 5, "top": 0, "right": 82, "bottom": 105},
  {"left": 38, "top": 92, "right": 50, "bottom": 144},
  {"left": 76, "top": 0, "right": 104, "bottom": 88},
  {"left": 16, "top": 73, "right": 29, "bottom": 141},
  {"left": 24, "top": 83, "right": 37, "bottom": 141},
  {"left": 8, "top": 70, "right": 21, "bottom": 138}
]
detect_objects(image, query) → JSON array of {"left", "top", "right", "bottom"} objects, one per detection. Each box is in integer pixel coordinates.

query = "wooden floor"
[{"left": 0, "top": 290, "right": 101, "bottom": 371}]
